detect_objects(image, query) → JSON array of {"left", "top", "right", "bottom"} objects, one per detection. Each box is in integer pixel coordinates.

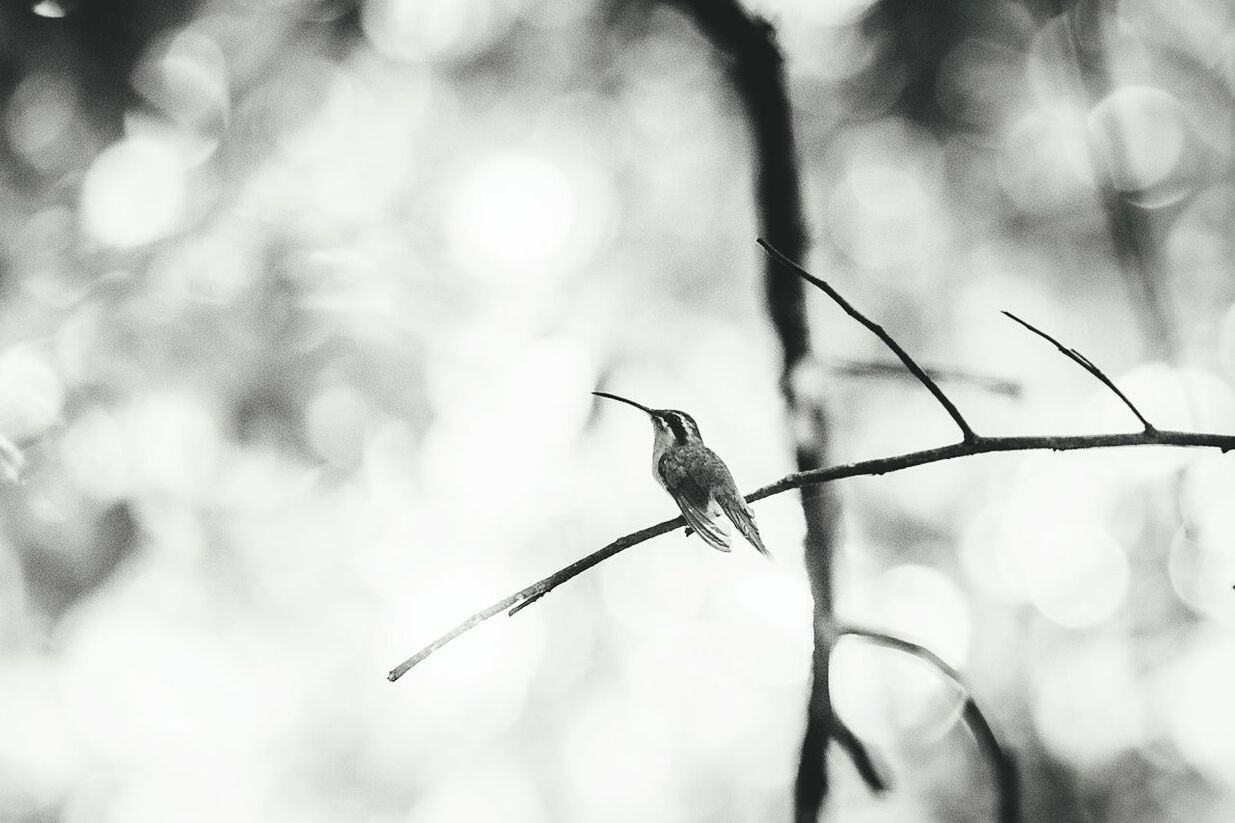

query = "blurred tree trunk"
[{"left": 666, "top": 2, "right": 883, "bottom": 819}]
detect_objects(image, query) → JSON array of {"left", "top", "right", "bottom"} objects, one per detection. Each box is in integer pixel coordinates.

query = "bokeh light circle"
[
  {"left": 870, "top": 564, "right": 972, "bottom": 666},
  {"left": 831, "top": 565, "right": 971, "bottom": 744},
  {"left": 1024, "top": 525, "right": 1128, "bottom": 628},
  {"left": 1088, "top": 86, "right": 1188, "bottom": 194},
  {"left": 362, "top": 0, "right": 521, "bottom": 63},
  {"left": 4, "top": 72, "right": 79, "bottom": 171},
  {"left": 1167, "top": 528, "right": 1235, "bottom": 626},
  {"left": 81, "top": 135, "right": 188, "bottom": 248},
  {"left": 998, "top": 104, "right": 1095, "bottom": 213},
  {"left": 828, "top": 162, "right": 942, "bottom": 272},
  {"left": 445, "top": 153, "right": 614, "bottom": 285}
]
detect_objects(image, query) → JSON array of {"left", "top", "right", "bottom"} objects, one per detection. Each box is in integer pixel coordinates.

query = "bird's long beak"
[{"left": 592, "top": 391, "right": 654, "bottom": 416}]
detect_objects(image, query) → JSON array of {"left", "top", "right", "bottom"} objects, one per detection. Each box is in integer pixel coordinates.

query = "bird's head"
[{"left": 592, "top": 391, "right": 702, "bottom": 445}]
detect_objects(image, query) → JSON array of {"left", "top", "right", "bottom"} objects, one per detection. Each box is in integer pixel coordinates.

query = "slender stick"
[
  {"left": 387, "top": 426, "right": 1235, "bottom": 681},
  {"left": 758, "top": 238, "right": 978, "bottom": 444},
  {"left": 831, "top": 720, "right": 887, "bottom": 791},
  {"left": 837, "top": 626, "right": 1019, "bottom": 823},
  {"left": 387, "top": 518, "right": 676, "bottom": 681},
  {"left": 1002, "top": 310, "right": 1155, "bottom": 433}
]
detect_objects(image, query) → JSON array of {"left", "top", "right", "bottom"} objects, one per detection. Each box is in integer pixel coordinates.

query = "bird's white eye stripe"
[
  {"left": 669, "top": 412, "right": 698, "bottom": 436},
  {"left": 662, "top": 412, "right": 688, "bottom": 442}
]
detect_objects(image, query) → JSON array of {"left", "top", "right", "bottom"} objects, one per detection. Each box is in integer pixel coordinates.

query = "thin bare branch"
[
  {"left": 750, "top": 428, "right": 1235, "bottom": 500},
  {"left": 387, "top": 518, "right": 676, "bottom": 681},
  {"left": 837, "top": 625, "right": 1019, "bottom": 823},
  {"left": 831, "top": 719, "right": 887, "bottom": 792},
  {"left": 758, "top": 238, "right": 978, "bottom": 443},
  {"left": 388, "top": 426, "right": 1235, "bottom": 681},
  {"left": 1001, "top": 310, "right": 1155, "bottom": 433}
]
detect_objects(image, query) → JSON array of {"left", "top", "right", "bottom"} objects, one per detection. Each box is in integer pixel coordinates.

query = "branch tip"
[
  {"left": 757, "top": 238, "right": 977, "bottom": 443},
  {"left": 832, "top": 720, "right": 888, "bottom": 793},
  {"left": 1002, "top": 309, "right": 1155, "bottom": 433}
]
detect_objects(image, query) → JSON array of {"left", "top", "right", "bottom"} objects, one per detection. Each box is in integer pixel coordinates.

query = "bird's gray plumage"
[
  {"left": 591, "top": 390, "right": 771, "bottom": 559},
  {"left": 658, "top": 443, "right": 771, "bottom": 558}
]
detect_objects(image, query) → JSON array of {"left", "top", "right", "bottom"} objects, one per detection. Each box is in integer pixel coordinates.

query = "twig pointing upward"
[
  {"left": 1001, "top": 311, "right": 1156, "bottom": 433},
  {"left": 757, "top": 238, "right": 978, "bottom": 444}
]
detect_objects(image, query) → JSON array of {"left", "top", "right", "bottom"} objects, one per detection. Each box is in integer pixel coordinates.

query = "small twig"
[
  {"left": 758, "top": 239, "right": 978, "bottom": 444},
  {"left": 1001, "top": 311, "right": 1156, "bottom": 433},
  {"left": 387, "top": 426, "right": 1235, "bottom": 681},
  {"left": 826, "top": 358, "right": 1020, "bottom": 398},
  {"left": 837, "top": 625, "right": 1019, "bottom": 823},
  {"left": 831, "top": 719, "right": 887, "bottom": 791}
]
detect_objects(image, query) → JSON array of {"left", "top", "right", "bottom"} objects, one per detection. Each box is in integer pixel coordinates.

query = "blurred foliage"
[{"left": 2, "top": 0, "right": 1235, "bottom": 822}]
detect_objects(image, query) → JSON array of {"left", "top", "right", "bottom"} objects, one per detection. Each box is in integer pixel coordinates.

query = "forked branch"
[
  {"left": 389, "top": 252, "right": 1235, "bottom": 681},
  {"left": 385, "top": 249, "right": 1228, "bottom": 823}
]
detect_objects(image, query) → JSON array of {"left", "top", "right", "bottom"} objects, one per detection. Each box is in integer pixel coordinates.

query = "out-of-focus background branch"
[
  {"left": 838, "top": 624, "right": 1019, "bottom": 823},
  {"left": 3, "top": 1, "right": 1235, "bottom": 823},
  {"left": 663, "top": 2, "right": 883, "bottom": 818}
]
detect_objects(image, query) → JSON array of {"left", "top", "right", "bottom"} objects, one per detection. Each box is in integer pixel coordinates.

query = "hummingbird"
[{"left": 593, "top": 391, "right": 771, "bottom": 558}]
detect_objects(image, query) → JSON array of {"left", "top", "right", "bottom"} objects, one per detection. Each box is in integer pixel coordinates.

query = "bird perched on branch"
[{"left": 593, "top": 391, "right": 771, "bottom": 558}]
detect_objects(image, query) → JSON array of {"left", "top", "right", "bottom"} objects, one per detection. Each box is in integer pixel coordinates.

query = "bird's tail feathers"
[{"left": 718, "top": 496, "right": 772, "bottom": 559}]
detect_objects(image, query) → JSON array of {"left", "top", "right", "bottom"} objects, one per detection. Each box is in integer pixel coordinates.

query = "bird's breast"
[{"left": 651, "top": 432, "right": 671, "bottom": 488}]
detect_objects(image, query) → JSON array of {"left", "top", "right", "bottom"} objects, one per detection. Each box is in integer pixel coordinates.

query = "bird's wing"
[
  {"left": 659, "top": 452, "right": 731, "bottom": 552},
  {"left": 690, "top": 448, "right": 772, "bottom": 559}
]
